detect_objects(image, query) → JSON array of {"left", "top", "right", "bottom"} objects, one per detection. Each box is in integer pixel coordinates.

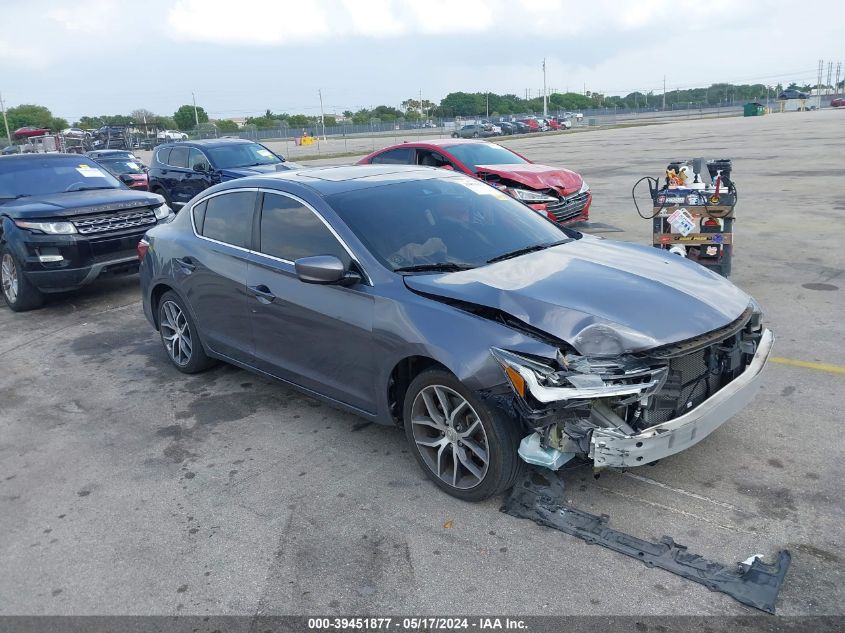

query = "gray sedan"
[{"left": 139, "top": 165, "right": 772, "bottom": 501}]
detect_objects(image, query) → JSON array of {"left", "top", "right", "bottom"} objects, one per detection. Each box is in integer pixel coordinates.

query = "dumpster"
[{"left": 743, "top": 102, "right": 766, "bottom": 117}]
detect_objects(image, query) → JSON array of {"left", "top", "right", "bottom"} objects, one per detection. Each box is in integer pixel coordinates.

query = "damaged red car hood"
[{"left": 475, "top": 163, "right": 582, "bottom": 194}]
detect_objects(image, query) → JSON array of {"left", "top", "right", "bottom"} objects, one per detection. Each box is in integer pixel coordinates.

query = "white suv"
[{"left": 156, "top": 130, "right": 188, "bottom": 142}]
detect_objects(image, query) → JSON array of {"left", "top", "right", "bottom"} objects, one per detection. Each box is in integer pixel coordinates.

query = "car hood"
[
  {"left": 219, "top": 162, "right": 302, "bottom": 179},
  {"left": 475, "top": 163, "right": 582, "bottom": 194},
  {"left": 403, "top": 237, "right": 751, "bottom": 354},
  {"left": 0, "top": 189, "right": 164, "bottom": 219}
]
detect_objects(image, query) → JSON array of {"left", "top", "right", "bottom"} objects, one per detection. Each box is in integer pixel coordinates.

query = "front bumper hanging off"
[
  {"left": 503, "top": 468, "right": 791, "bottom": 613},
  {"left": 590, "top": 328, "right": 774, "bottom": 467}
]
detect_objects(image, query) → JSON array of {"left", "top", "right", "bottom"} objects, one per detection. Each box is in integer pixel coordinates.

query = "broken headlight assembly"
[{"left": 490, "top": 347, "right": 668, "bottom": 405}]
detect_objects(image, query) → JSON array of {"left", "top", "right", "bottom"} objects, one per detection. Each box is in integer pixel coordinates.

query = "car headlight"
[
  {"left": 154, "top": 204, "right": 172, "bottom": 220},
  {"left": 510, "top": 188, "right": 558, "bottom": 204},
  {"left": 490, "top": 347, "right": 668, "bottom": 404},
  {"left": 578, "top": 180, "right": 590, "bottom": 194},
  {"left": 14, "top": 220, "right": 77, "bottom": 235}
]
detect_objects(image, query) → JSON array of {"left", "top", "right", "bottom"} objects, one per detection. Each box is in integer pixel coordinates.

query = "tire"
[
  {"left": 403, "top": 369, "right": 525, "bottom": 501},
  {"left": 472, "top": 132, "right": 479, "bottom": 138},
  {"left": 1, "top": 246, "right": 43, "bottom": 311},
  {"left": 152, "top": 186, "right": 173, "bottom": 208},
  {"left": 451, "top": 133, "right": 459, "bottom": 138},
  {"left": 157, "top": 290, "right": 216, "bottom": 373}
]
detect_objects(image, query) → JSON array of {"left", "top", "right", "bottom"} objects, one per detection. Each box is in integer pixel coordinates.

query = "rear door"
[
  {"left": 369, "top": 147, "right": 414, "bottom": 165},
  {"left": 184, "top": 148, "right": 214, "bottom": 201},
  {"left": 246, "top": 191, "right": 375, "bottom": 412},
  {"left": 166, "top": 146, "right": 191, "bottom": 206},
  {"left": 179, "top": 189, "right": 257, "bottom": 362}
]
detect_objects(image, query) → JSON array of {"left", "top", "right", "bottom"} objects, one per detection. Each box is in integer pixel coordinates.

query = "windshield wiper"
[
  {"left": 71, "top": 186, "right": 117, "bottom": 192},
  {"left": 0, "top": 194, "right": 30, "bottom": 202},
  {"left": 394, "top": 262, "right": 476, "bottom": 274},
  {"left": 487, "top": 239, "right": 570, "bottom": 264}
]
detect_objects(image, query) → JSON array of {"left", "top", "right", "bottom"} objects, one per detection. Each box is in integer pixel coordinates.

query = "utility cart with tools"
[{"left": 635, "top": 158, "right": 737, "bottom": 277}]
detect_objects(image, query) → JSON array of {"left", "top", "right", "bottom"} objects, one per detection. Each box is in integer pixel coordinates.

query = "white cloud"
[
  {"left": 340, "top": 0, "right": 406, "bottom": 38},
  {"left": 166, "top": 0, "right": 331, "bottom": 45}
]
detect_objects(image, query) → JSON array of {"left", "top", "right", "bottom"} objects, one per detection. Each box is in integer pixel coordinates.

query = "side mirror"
[
  {"left": 294, "top": 255, "right": 360, "bottom": 286},
  {"left": 193, "top": 163, "right": 207, "bottom": 172}
]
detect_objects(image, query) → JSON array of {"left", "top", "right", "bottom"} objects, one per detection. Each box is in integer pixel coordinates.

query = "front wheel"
[
  {"left": 1, "top": 247, "right": 43, "bottom": 311},
  {"left": 157, "top": 290, "right": 216, "bottom": 373},
  {"left": 403, "top": 369, "right": 524, "bottom": 501}
]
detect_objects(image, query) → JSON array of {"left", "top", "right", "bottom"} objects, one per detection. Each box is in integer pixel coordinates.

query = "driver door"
[
  {"left": 247, "top": 191, "right": 375, "bottom": 413},
  {"left": 184, "top": 148, "right": 214, "bottom": 201}
]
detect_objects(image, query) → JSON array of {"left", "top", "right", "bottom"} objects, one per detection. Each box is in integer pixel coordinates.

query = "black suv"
[
  {"left": 0, "top": 153, "right": 173, "bottom": 311},
  {"left": 147, "top": 138, "right": 300, "bottom": 208}
]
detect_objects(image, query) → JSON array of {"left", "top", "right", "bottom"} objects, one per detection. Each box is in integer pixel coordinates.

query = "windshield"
[
  {"left": 326, "top": 175, "right": 573, "bottom": 272},
  {"left": 444, "top": 143, "right": 528, "bottom": 172},
  {"left": 205, "top": 143, "right": 282, "bottom": 169},
  {"left": 98, "top": 159, "right": 145, "bottom": 175},
  {"left": 0, "top": 157, "right": 122, "bottom": 198}
]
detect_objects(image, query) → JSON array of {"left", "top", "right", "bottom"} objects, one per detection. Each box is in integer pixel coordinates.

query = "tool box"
[{"left": 643, "top": 159, "right": 737, "bottom": 277}]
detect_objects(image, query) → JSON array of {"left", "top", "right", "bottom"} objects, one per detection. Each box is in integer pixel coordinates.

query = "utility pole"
[
  {"left": 318, "top": 88, "right": 326, "bottom": 140},
  {"left": 486, "top": 92, "right": 489, "bottom": 118},
  {"left": 836, "top": 62, "right": 842, "bottom": 97},
  {"left": 662, "top": 76, "right": 666, "bottom": 110},
  {"left": 192, "top": 92, "right": 199, "bottom": 127},
  {"left": 542, "top": 58, "right": 548, "bottom": 117},
  {"left": 826, "top": 61, "right": 833, "bottom": 100},
  {"left": 0, "top": 93, "right": 11, "bottom": 146}
]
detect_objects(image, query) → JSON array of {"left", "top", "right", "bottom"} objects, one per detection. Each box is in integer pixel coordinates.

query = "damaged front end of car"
[{"left": 489, "top": 306, "right": 773, "bottom": 471}]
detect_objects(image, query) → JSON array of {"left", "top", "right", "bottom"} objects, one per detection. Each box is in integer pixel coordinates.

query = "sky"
[{"left": 0, "top": 0, "right": 841, "bottom": 122}]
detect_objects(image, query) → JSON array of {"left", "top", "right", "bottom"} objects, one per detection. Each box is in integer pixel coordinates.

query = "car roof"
[
  {"left": 0, "top": 153, "right": 98, "bottom": 162},
  {"left": 157, "top": 138, "right": 254, "bottom": 149},
  {"left": 216, "top": 164, "right": 462, "bottom": 196}
]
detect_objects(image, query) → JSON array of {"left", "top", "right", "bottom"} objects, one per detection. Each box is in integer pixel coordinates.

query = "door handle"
[
  {"left": 248, "top": 284, "right": 276, "bottom": 304},
  {"left": 174, "top": 257, "right": 195, "bottom": 272}
]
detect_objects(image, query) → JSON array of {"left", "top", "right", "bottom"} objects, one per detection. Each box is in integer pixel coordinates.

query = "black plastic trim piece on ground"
[{"left": 501, "top": 468, "right": 791, "bottom": 614}]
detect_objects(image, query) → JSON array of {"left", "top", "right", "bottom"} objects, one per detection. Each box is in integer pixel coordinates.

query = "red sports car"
[
  {"left": 831, "top": 97, "right": 845, "bottom": 107},
  {"left": 357, "top": 139, "right": 591, "bottom": 225}
]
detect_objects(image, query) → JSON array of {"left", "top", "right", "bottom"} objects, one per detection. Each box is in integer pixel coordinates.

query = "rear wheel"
[
  {"left": 157, "top": 290, "right": 216, "bottom": 373},
  {"left": 403, "top": 369, "right": 524, "bottom": 501},
  {"left": 1, "top": 247, "right": 43, "bottom": 311}
]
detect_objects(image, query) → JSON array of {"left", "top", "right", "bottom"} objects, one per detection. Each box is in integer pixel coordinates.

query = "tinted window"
[
  {"left": 0, "top": 157, "right": 122, "bottom": 198},
  {"left": 325, "top": 175, "right": 571, "bottom": 271},
  {"left": 155, "top": 147, "right": 171, "bottom": 165},
  {"left": 205, "top": 142, "right": 281, "bottom": 169},
  {"left": 168, "top": 147, "right": 189, "bottom": 168},
  {"left": 200, "top": 191, "right": 255, "bottom": 248},
  {"left": 192, "top": 200, "right": 207, "bottom": 233},
  {"left": 371, "top": 147, "right": 413, "bottom": 165},
  {"left": 189, "top": 148, "right": 210, "bottom": 171},
  {"left": 259, "top": 193, "right": 348, "bottom": 264}
]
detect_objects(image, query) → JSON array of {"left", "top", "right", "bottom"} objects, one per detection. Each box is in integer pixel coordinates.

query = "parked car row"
[{"left": 451, "top": 116, "right": 574, "bottom": 139}]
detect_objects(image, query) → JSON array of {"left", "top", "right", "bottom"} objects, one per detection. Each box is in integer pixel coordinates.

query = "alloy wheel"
[
  {"left": 410, "top": 385, "right": 489, "bottom": 490},
  {"left": 1, "top": 254, "right": 18, "bottom": 304},
  {"left": 160, "top": 300, "right": 193, "bottom": 366}
]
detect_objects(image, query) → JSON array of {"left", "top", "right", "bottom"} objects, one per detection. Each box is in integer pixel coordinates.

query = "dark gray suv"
[{"left": 139, "top": 165, "right": 772, "bottom": 501}]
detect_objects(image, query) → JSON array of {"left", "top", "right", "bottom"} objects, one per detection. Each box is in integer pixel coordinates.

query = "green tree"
[
  {"left": 322, "top": 115, "right": 337, "bottom": 127},
  {"left": 173, "top": 104, "right": 208, "bottom": 131},
  {"left": 215, "top": 119, "right": 239, "bottom": 132},
  {"left": 6, "top": 104, "right": 54, "bottom": 132}
]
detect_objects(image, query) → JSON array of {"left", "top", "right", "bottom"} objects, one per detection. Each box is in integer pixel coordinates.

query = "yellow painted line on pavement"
[{"left": 770, "top": 357, "right": 845, "bottom": 376}]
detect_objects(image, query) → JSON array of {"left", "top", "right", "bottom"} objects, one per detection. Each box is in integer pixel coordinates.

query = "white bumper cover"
[{"left": 590, "top": 328, "right": 774, "bottom": 467}]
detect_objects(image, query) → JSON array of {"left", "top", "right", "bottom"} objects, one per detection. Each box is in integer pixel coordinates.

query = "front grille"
[
  {"left": 546, "top": 191, "right": 589, "bottom": 223},
  {"left": 72, "top": 208, "right": 157, "bottom": 235},
  {"left": 643, "top": 329, "right": 754, "bottom": 426}
]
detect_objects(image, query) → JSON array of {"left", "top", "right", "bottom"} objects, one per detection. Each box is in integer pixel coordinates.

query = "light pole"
[
  {"left": 192, "top": 92, "right": 199, "bottom": 127},
  {"left": 0, "top": 93, "right": 12, "bottom": 146},
  {"left": 542, "top": 59, "right": 548, "bottom": 117}
]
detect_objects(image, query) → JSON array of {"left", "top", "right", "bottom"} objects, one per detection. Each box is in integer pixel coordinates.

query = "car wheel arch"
[{"left": 387, "top": 355, "right": 450, "bottom": 426}]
